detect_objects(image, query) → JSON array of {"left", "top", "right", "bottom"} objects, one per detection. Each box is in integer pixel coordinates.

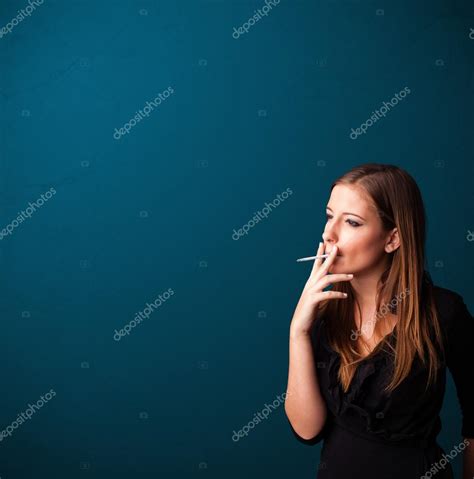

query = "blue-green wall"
[{"left": 0, "top": 0, "right": 472, "bottom": 477}]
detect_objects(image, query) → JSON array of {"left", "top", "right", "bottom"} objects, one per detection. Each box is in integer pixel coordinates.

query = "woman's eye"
[
  {"left": 347, "top": 219, "right": 361, "bottom": 227},
  {"left": 326, "top": 214, "right": 361, "bottom": 227}
]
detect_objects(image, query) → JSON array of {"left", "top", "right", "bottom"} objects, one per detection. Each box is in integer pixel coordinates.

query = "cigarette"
[{"left": 296, "top": 254, "right": 330, "bottom": 262}]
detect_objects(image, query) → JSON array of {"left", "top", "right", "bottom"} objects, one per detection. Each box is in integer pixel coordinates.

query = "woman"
[{"left": 285, "top": 163, "right": 473, "bottom": 478}]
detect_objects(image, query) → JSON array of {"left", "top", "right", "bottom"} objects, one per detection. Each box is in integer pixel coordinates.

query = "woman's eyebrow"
[{"left": 326, "top": 206, "right": 366, "bottom": 221}]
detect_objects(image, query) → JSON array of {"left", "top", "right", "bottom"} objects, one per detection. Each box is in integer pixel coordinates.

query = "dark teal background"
[{"left": 0, "top": 0, "right": 473, "bottom": 477}]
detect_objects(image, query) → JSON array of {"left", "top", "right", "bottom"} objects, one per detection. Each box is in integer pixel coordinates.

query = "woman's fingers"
[
  {"left": 312, "top": 245, "right": 338, "bottom": 281},
  {"left": 317, "top": 273, "right": 353, "bottom": 289},
  {"left": 310, "top": 241, "right": 325, "bottom": 276},
  {"left": 316, "top": 290, "right": 348, "bottom": 300}
]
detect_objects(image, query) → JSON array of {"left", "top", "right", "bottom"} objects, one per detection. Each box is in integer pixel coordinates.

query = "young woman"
[{"left": 285, "top": 163, "right": 473, "bottom": 478}]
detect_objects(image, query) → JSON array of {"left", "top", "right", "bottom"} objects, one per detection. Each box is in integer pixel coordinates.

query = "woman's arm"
[
  {"left": 285, "top": 243, "right": 350, "bottom": 440},
  {"left": 442, "top": 292, "right": 474, "bottom": 479},
  {"left": 284, "top": 329, "right": 327, "bottom": 439},
  {"left": 462, "top": 437, "right": 474, "bottom": 479}
]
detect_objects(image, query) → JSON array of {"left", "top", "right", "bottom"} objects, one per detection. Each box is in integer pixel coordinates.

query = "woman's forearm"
[{"left": 284, "top": 328, "right": 327, "bottom": 440}]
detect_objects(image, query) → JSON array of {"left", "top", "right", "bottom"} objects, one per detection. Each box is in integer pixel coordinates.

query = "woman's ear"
[{"left": 385, "top": 228, "right": 400, "bottom": 253}]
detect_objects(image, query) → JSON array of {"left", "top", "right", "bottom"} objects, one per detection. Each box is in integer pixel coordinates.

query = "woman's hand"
[{"left": 290, "top": 242, "right": 353, "bottom": 337}]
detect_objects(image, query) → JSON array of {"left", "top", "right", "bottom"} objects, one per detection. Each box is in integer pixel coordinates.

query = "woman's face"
[{"left": 322, "top": 184, "right": 397, "bottom": 275}]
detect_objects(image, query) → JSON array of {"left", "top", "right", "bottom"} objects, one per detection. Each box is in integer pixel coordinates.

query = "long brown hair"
[{"left": 317, "top": 163, "right": 444, "bottom": 394}]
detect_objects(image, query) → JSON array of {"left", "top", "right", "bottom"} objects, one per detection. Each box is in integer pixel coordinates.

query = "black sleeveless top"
[{"left": 287, "top": 284, "right": 473, "bottom": 478}]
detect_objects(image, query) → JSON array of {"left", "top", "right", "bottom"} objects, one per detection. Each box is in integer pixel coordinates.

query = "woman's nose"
[{"left": 322, "top": 226, "right": 337, "bottom": 244}]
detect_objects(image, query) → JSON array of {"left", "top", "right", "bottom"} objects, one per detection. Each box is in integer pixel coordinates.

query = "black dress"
[{"left": 287, "top": 284, "right": 474, "bottom": 478}]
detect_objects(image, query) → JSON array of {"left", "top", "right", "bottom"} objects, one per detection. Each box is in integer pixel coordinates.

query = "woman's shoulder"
[
  {"left": 430, "top": 284, "right": 472, "bottom": 336},
  {"left": 431, "top": 284, "right": 468, "bottom": 313},
  {"left": 431, "top": 284, "right": 465, "bottom": 309}
]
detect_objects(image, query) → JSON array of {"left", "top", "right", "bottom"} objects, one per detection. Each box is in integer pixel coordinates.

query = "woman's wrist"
[{"left": 290, "top": 326, "right": 311, "bottom": 341}]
